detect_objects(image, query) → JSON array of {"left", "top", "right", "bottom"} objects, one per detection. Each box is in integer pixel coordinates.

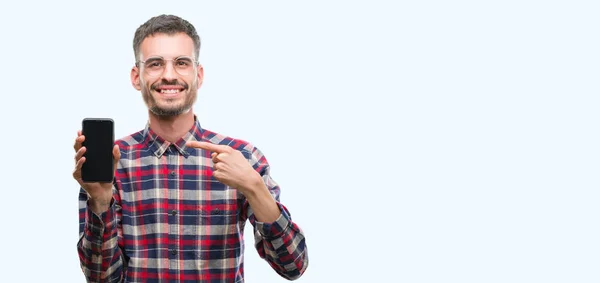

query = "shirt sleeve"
[
  {"left": 244, "top": 146, "right": 309, "bottom": 280},
  {"left": 77, "top": 181, "right": 126, "bottom": 283}
]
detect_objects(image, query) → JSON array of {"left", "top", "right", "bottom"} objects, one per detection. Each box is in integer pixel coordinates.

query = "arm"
[
  {"left": 185, "top": 140, "right": 309, "bottom": 280},
  {"left": 244, "top": 147, "right": 309, "bottom": 281},
  {"left": 77, "top": 181, "right": 126, "bottom": 283}
]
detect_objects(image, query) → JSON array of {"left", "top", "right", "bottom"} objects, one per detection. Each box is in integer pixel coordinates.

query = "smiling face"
[{"left": 131, "top": 32, "right": 204, "bottom": 117}]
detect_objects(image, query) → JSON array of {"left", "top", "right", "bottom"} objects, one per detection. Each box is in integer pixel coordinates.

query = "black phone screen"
[{"left": 81, "top": 118, "right": 115, "bottom": 183}]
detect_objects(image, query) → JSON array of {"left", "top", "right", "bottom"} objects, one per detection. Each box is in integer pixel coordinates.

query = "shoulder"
[
  {"left": 200, "top": 128, "right": 268, "bottom": 161},
  {"left": 202, "top": 128, "right": 272, "bottom": 173},
  {"left": 201, "top": 128, "right": 255, "bottom": 152}
]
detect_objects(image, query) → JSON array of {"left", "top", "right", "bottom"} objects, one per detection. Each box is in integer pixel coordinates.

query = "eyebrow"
[
  {"left": 145, "top": 56, "right": 194, "bottom": 60},
  {"left": 144, "top": 57, "right": 163, "bottom": 62}
]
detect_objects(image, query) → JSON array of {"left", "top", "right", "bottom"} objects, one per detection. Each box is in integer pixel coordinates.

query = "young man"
[{"left": 72, "top": 14, "right": 308, "bottom": 282}]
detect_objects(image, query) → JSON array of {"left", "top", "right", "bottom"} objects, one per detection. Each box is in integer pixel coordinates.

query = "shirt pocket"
[
  {"left": 197, "top": 181, "right": 240, "bottom": 231},
  {"left": 198, "top": 205, "right": 238, "bottom": 227},
  {"left": 196, "top": 202, "right": 242, "bottom": 263}
]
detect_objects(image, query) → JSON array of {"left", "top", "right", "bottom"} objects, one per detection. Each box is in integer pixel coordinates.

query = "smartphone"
[{"left": 81, "top": 118, "right": 115, "bottom": 183}]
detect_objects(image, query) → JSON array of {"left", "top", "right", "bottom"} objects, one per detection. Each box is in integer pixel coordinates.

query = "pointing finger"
[{"left": 186, "top": 141, "right": 231, "bottom": 153}]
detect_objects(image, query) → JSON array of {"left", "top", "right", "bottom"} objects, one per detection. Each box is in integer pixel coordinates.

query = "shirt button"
[
  {"left": 170, "top": 249, "right": 177, "bottom": 255},
  {"left": 169, "top": 171, "right": 176, "bottom": 176},
  {"left": 171, "top": 210, "right": 177, "bottom": 216}
]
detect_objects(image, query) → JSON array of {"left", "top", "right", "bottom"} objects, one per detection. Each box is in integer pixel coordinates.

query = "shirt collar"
[{"left": 142, "top": 115, "right": 205, "bottom": 158}]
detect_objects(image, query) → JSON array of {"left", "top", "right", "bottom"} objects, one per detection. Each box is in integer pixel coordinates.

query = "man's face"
[{"left": 131, "top": 32, "right": 203, "bottom": 117}]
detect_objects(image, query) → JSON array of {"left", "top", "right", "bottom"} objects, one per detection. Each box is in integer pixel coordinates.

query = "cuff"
[
  {"left": 255, "top": 202, "right": 292, "bottom": 240},
  {"left": 85, "top": 198, "right": 116, "bottom": 238}
]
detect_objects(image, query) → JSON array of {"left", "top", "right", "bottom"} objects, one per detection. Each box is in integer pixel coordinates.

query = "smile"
[
  {"left": 155, "top": 88, "right": 184, "bottom": 98},
  {"left": 159, "top": 89, "right": 181, "bottom": 94}
]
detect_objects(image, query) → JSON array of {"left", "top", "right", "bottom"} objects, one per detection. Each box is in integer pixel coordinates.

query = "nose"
[{"left": 161, "top": 60, "right": 178, "bottom": 80}]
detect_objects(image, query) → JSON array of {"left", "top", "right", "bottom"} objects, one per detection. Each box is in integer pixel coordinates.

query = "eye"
[
  {"left": 176, "top": 59, "right": 191, "bottom": 67},
  {"left": 145, "top": 60, "right": 164, "bottom": 69}
]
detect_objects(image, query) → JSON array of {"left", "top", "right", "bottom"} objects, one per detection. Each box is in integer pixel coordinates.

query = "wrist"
[
  {"left": 241, "top": 174, "right": 266, "bottom": 198},
  {"left": 88, "top": 195, "right": 112, "bottom": 214}
]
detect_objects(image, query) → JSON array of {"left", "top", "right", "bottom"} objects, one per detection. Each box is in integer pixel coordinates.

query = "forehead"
[{"left": 139, "top": 32, "right": 195, "bottom": 60}]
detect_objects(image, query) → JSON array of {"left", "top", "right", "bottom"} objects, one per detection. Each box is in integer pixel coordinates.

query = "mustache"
[{"left": 151, "top": 79, "right": 188, "bottom": 91}]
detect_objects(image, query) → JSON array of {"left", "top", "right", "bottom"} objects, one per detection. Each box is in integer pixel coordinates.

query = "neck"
[{"left": 148, "top": 109, "right": 196, "bottom": 143}]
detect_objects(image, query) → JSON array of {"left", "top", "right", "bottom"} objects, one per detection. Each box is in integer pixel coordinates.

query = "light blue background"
[{"left": 0, "top": 1, "right": 598, "bottom": 282}]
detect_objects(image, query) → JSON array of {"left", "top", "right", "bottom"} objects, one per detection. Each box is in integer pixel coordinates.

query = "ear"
[
  {"left": 196, "top": 64, "right": 204, "bottom": 88},
  {"left": 131, "top": 66, "right": 142, "bottom": 91}
]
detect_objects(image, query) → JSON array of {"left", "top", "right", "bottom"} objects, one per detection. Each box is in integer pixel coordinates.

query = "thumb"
[{"left": 112, "top": 144, "right": 121, "bottom": 171}]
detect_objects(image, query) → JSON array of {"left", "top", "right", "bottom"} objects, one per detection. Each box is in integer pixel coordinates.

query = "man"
[{"left": 72, "top": 14, "right": 308, "bottom": 282}]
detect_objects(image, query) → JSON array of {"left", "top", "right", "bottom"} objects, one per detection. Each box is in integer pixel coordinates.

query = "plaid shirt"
[{"left": 77, "top": 117, "right": 308, "bottom": 282}]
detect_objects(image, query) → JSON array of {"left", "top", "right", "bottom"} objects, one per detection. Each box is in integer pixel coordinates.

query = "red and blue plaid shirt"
[{"left": 77, "top": 116, "right": 308, "bottom": 282}]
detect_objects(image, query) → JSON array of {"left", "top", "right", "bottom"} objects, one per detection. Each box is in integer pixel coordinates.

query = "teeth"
[{"left": 160, "top": 89, "right": 180, "bottom": 94}]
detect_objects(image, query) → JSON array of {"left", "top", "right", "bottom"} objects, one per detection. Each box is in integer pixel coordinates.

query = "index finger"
[{"left": 186, "top": 141, "right": 230, "bottom": 153}]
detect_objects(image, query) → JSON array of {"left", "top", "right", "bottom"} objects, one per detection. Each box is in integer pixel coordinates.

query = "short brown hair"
[{"left": 133, "top": 14, "right": 201, "bottom": 62}]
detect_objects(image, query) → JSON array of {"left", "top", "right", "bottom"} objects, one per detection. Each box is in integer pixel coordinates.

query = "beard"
[{"left": 141, "top": 78, "right": 198, "bottom": 117}]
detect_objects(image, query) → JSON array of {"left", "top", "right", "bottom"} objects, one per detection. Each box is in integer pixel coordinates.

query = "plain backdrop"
[{"left": 0, "top": 0, "right": 599, "bottom": 282}]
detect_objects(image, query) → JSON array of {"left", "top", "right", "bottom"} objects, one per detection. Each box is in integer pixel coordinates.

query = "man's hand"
[
  {"left": 186, "top": 141, "right": 263, "bottom": 195},
  {"left": 187, "top": 141, "right": 281, "bottom": 222},
  {"left": 73, "top": 130, "right": 121, "bottom": 214}
]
